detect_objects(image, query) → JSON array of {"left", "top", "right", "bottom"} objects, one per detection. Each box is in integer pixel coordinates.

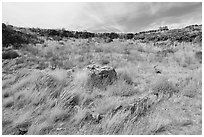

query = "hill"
[
  {"left": 2, "top": 23, "right": 202, "bottom": 135},
  {"left": 2, "top": 23, "right": 202, "bottom": 48}
]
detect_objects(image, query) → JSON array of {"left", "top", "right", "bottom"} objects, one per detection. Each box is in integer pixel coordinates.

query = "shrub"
[
  {"left": 15, "top": 57, "right": 25, "bottom": 65},
  {"left": 3, "top": 96, "right": 14, "bottom": 108},
  {"left": 193, "top": 35, "right": 202, "bottom": 43},
  {"left": 158, "top": 48, "right": 176, "bottom": 57},
  {"left": 151, "top": 78, "right": 179, "bottom": 101},
  {"left": 195, "top": 51, "right": 202, "bottom": 63},
  {"left": 182, "top": 55, "right": 195, "bottom": 68},
  {"left": 62, "top": 60, "right": 75, "bottom": 69},
  {"left": 36, "top": 62, "right": 49, "bottom": 70},
  {"left": 2, "top": 23, "right": 38, "bottom": 48},
  {"left": 59, "top": 41, "right": 65, "bottom": 45},
  {"left": 94, "top": 47, "right": 103, "bottom": 53},
  {"left": 104, "top": 38, "right": 113, "bottom": 43},
  {"left": 2, "top": 50, "right": 20, "bottom": 59},
  {"left": 22, "top": 44, "right": 40, "bottom": 56},
  {"left": 137, "top": 46, "right": 145, "bottom": 52},
  {"left": 2, "top": 120, "right": 13, "bottom": 127}
]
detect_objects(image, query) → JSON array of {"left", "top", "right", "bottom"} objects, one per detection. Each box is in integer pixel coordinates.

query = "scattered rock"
[
  {"left": 15, "top": 121, "right": 32, "bottom": 135},
  {"left": 17, "top": 128, "right": 28, "bottom": 135},
  {"left": 154, "top": 65, "right": 162, "bottom": 74},
  {"left": 86, "top": 64, "right": 117, "bottom": 89}
]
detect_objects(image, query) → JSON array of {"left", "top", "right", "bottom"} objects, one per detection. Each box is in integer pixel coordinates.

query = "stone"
[
  {"left": 86, "top": 64, "right": 117, "bottom": 89},
  {"left": 154, "top": 65, "right": 162, "bottom": 74}
]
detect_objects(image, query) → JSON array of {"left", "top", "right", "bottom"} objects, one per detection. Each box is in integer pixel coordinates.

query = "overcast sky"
[{"left": 2, "top": 2, "right": 202, "bottom": 33}]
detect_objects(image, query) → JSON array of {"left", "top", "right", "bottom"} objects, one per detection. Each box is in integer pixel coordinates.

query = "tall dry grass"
[{"left": 2, "top": 38, "right": 202, "bottom": 135}]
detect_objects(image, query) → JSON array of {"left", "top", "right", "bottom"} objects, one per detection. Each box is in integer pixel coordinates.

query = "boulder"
[
  {"left": 86, "top": 64, "right": 117, "bottom": 89},
  {"left": 154, "top": 65, "right": 162, "bottom": 74}
]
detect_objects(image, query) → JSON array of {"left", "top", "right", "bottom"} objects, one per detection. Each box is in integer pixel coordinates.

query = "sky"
[{"left": 2, "top": 2, "right": 202, "bottom": 33}]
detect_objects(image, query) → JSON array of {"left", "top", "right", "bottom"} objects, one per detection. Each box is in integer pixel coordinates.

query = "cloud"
[
  {"left": 106, "top": 2, "right": 202, "bottom": 32},
  {"left": 2, "top": 2, "right": 202, "bottom": 33}
]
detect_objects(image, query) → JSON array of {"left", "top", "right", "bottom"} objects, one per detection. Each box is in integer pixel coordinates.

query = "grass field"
[{"left": 2, "top": 26, "right": 202, "bottom": 135}]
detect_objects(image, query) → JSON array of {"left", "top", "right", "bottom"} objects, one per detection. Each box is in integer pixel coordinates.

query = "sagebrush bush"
[
  {"left": 151, "top": 78, "right": 179, "bottom": 101},
  {"left": 137, "top": 45, "right": 145, "bottom": 52},
  {"left": 22, "top": 44, "right": 40, "bottom": 56},
  {"left": 2, "top": 50, "right": 20, "bottom": 59},
  {"left": 104, "top": 38, "right": 113, "bottom": 43},
  {"left": 182, "top": 55, "right": 194, "bottom": 67},
  {"left": 36, "top": 62, "right": 49, "bottom": 70},
  {"left": 94, "top": 47, "right": 103, "bottom": 52},
  {"left": 15, "top": 57, "right": 25, "bottom": 65},
  {"left": 195, "top": 51, "right": 202, "bottom": 63},
  {"left": 3, "top": 96, "right": 14, "bottom": 108}
]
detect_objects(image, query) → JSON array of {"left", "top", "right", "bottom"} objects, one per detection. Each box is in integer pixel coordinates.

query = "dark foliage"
[
  {"left": 2, "top": 23, "right": 202, "bottom": 44},
  {"left": 2, "top": 50, "right": 20, "bottom": 59},
  {"left": 2, "top": 23, "right": 40, "bottom": 48},
  {"left": 125, "top": 33, "right": 134, "bottom": 39}
]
